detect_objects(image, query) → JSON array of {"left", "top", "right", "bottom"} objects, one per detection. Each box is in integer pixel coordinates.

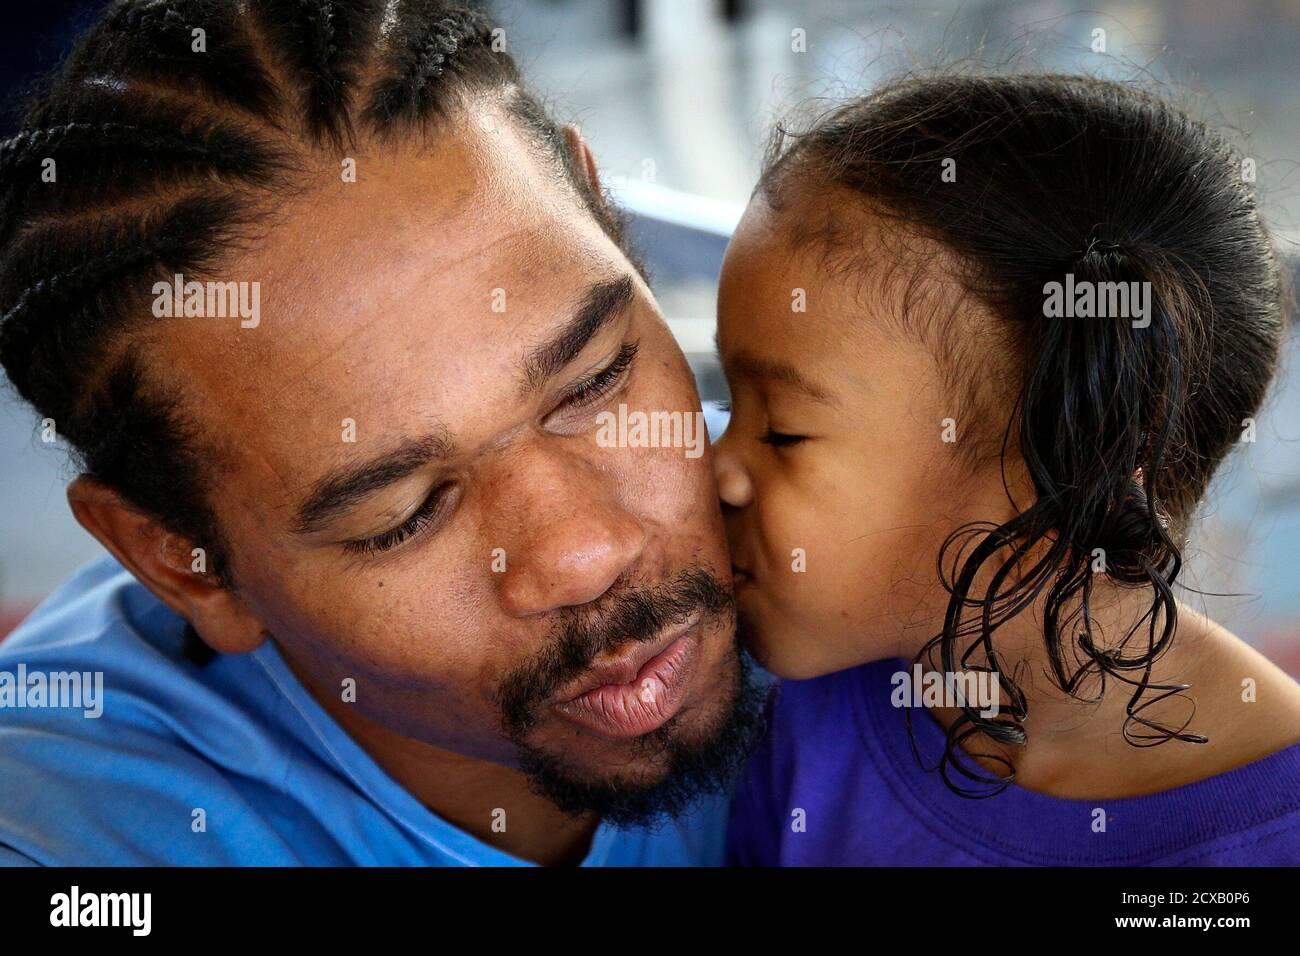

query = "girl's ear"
[{"left": 562, "top": 123, "right": 603, "bottom": 195}]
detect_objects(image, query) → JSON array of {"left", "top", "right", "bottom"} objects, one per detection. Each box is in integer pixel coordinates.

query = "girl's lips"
[
  {"left": 732, "top": 566, "right": 755, "bottom": 590},
  {"left": 553, "top": 629, "right": 699, "bottom": 738}
]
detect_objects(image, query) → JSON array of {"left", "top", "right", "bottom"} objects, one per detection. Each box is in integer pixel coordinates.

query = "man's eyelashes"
[
  {"left": 560, "top": 340, "right": 639, "bottom": 410},
  {"left": 343, "top": 482, "right": 459, "bottom": 557},
  {"left": 342, "top": 342, "right": 640, "bottom": 559}
]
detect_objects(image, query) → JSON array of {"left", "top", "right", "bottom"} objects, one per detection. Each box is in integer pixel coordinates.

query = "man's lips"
[
  {"left": 551, "top": 616, "right": 701, "bottom": 739},
  {"left": 731, "top": 564, "right": 755, "bottom": 590}
]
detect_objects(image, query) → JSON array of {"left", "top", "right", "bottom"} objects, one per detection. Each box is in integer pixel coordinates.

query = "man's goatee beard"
[
  {"left": 516, "top": 645, "right": 768, "bottom": 826},
  {"left": 495, "top": 564, "right": 770, "bottom": 825}
]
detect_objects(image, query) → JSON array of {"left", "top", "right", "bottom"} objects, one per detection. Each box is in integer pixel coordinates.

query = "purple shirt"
[{"left": 728, "top": 658, "right": 1300, "bottom": 865}]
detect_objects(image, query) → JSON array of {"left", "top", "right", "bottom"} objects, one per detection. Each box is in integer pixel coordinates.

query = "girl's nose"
[{"left": 712, "top": 435, "right": 754, "bottom": 508}]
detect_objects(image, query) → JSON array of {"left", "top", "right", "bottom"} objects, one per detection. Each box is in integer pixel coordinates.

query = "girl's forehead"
[{"left": 723, "top": 190, "right": 969, "bottom": 343}]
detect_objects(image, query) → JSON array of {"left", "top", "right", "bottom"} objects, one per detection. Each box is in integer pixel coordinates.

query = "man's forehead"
[
  {"left": 250, "top": 120, "right": 586, "bottom": 313},
  {"left": 149, "top": 118, "right": 627, "bottom": 499}
]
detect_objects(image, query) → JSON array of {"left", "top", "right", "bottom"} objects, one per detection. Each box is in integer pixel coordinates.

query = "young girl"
[{"left": 715, "top": 73, "right": 1300, "bottom": 865}]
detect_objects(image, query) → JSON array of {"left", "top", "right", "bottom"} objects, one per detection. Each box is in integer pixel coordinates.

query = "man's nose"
[{"left": 490, "top": 446, "right": 647, "bottom": 617}]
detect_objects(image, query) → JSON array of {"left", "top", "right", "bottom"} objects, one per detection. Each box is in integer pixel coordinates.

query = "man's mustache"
[{"left": 497, "top": 566, "right": 734, "bottom": 738}]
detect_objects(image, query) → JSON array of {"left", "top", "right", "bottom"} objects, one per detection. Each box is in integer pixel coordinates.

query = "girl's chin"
[
  {"left": 738, "top": 596, "right": 889, "bottom": 680},
  {"left": 738, "top": 610, "right": 838, "bottom": 681}
]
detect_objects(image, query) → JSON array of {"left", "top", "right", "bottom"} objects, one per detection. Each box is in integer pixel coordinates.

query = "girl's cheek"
[
  {"left": 754, "top": 489, "right": 830, "bottom": 626},
  {"left": 753, "top": 477, "right": 801, "bottom": 560}
]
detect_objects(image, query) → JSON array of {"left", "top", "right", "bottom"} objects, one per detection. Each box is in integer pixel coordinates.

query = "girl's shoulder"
[
  {"left": 725, "top": 660, "right": 905, "bottom": 865},
  {"left": 759, "top": 658, "right": 907, "bottom": 764}
]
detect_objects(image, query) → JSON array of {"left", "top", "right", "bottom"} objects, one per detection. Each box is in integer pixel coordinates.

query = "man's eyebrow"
[
  {"left": 292, "top": 432, "right": 453, "bottom": 535},
  {"left": 519, "top": 275, "right": 635, "bottom": 394},
  {"left": 719, "top": 345, "right": 840, "bottom": 406}
]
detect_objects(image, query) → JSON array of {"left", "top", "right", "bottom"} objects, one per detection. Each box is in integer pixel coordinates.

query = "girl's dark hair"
[
  {"left": 0, "top": 0, "right": 623, "bottom": 589},
  {"left": 760, "top": 74, "right": 1285, "bottom": 796}
]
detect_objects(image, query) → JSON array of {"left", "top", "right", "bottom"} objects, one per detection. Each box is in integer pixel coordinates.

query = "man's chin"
[{"left": 515, "top": 648, "right": 768, "bottom": 826}]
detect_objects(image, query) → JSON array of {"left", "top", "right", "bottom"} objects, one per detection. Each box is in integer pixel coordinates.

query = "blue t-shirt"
[
  {"left": 728, "top": 658, "right": 1300, "bottom": 865},
  {"left": 0, "top": 557, "right": 728, "bottom": 865}
]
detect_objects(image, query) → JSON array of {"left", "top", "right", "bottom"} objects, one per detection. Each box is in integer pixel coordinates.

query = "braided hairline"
[{"left": 0, "top": 1, "right": 528, "bottom": 591}]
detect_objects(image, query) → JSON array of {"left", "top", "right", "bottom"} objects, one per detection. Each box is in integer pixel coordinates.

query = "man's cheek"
[
  {"left": 592, "top": 438, "right": 699, "bottom": 530},
  {"left": 327, "top": 618, "right": 519, "bottom": 743},
  {"left": 362, "top": 678, "right": 519, "bottom": 763},
  {"left": 653, "top": 445, "right": 718, "bottom": 523}
]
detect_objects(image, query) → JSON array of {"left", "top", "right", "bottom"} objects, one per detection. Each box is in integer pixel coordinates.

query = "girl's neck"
[{"left": 920, "top": 595, "right": 1300, "bottom": 799}]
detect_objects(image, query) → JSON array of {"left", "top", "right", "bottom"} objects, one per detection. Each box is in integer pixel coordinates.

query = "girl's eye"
[
  {"left": 759, "top": 427, "right": 806, "bottom": 448},
  {"left": 560, "top": 340, "right": 639, "bottom": 410},
  {"left": 343, "top": 483, "right": 457, "bottom": 557}
]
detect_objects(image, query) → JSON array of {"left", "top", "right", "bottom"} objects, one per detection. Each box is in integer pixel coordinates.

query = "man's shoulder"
[
  {"left": 0, "top": 555, "right": 222, "bottom": 748},
  {"left": 0, "top": 558, "right": 303, "bottom": 864},
  {"left": 3, "top": 555, "right": 182, "bottom": 662}
]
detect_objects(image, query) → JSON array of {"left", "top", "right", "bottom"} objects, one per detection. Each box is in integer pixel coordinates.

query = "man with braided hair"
[{"left": 0, "top": 0, "right": 763, "bottom": 865}]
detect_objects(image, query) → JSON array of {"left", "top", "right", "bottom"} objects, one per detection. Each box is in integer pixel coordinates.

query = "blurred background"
[{"left": 2, "top": 0, "right": 1298, "bottom": 672}]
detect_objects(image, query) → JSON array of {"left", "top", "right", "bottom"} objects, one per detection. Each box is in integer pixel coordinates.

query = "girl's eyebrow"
[{"left": 717, "top": 344, "right": 841, "bottom": 407}]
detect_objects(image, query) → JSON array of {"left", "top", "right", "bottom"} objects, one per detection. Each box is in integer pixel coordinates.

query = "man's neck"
[{"left": 279, "top": 651, "right": 600, "bottom": 866}]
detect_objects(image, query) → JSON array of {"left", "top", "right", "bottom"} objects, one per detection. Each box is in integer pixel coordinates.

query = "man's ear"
[
  {"left": 66, "top": 475, "right": 267, "bottom": 654},
  {"left": 562, "top": 123, "right": 603, "bottom": 198}
]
